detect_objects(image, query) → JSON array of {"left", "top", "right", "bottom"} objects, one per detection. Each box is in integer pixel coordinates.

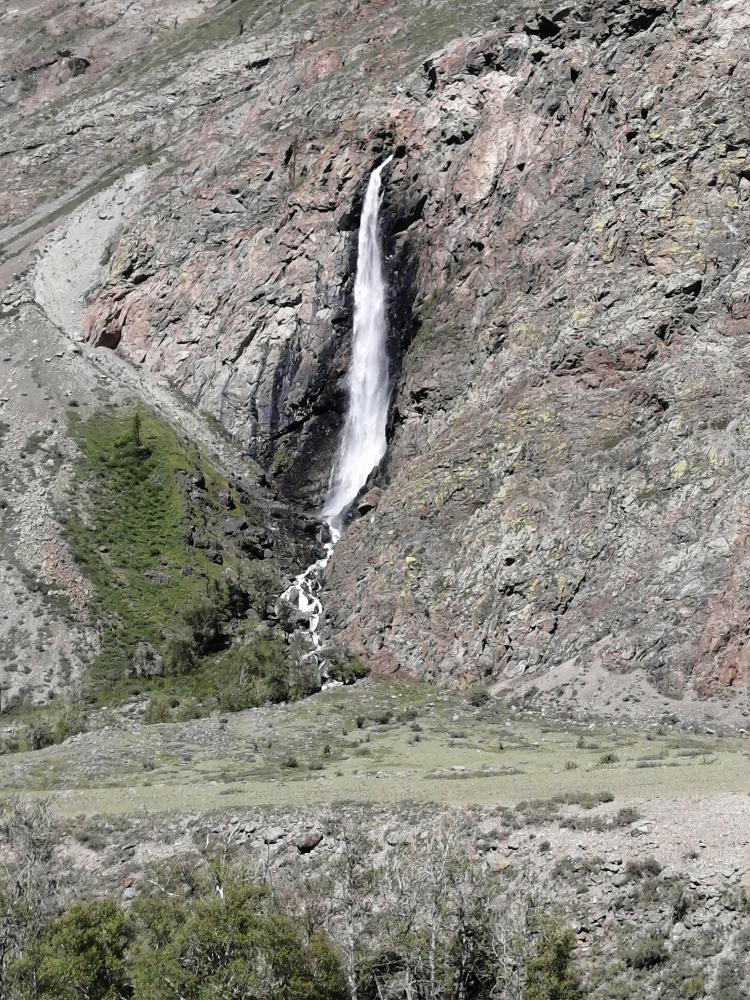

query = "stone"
[
  {"left": 488, "top": 852, "right": 512, "bottom": 872},
  {"left": 297, "top": 828, "right": 324, "bottom": 853},
  {"left": 385, "top": 828, "right": 411, "bottom": 847},
  {"left": 357, "top": 488, "right": 382, "bottom": 515},
  {"left": 128, "top": 641, "right": 164, "bottom": 679},
  {"left": 223, "top": 516, "right": 248, "bottom": 535}
]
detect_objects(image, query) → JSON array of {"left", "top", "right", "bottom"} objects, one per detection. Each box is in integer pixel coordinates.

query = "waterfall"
[
  {"left": 321, "top": 154, "right": 393, "bottom": 530},
  {"left": 279, "top": 157, "right": 393, "bottom": 662}
]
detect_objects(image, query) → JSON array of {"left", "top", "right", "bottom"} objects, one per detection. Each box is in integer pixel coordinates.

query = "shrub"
[
  {"left": 467, "top": 685, "right": 490, "bottom": 707},
  {"left": 684, "top": 975, "right": 705, "bottom": 998},
  {"left": 130, "top": 876, "right": 347, "bottom": 1000},
  {"left": 72, "top": 825, "right": 107, "bottom": 851},
  {"left": 526, "top": 924, "right": 580, "bottom": 1000},
  {"left": 326, "top": 653, "right": 369, "bottom": 685},
  {"left": 175, "top": 697, "right": 201, "bottom": 721},
  {"left": 162, "top": 635, "right": 198, "bottom": 675},
  {"left": 598, "top": 751, "right": 619, "bottom": 765},
  {"left": 290, "top": 661, "right": 321, "bottom": 701},
  {"left": 25, "top": 722, "right": 55, "bottom": 752},
  {"left": 626, "top": 857, "right": 662, "bottom": 879},
  {"left": 51, "top": 701, "right": 87, "bottom": 744},
  {"left": 217, "top": 678, "right": 259, "bottom": 713},
  {"left": 9, "top": 900, "right": 131, "bottom": 1000},
  {"left": 9, "top": 879, "right": 349, "bottom": 1000},
  {"left": 143, "top": 699, "right": 172, "bottom": 725},
  {"left": 714, "top": 957, "right": 745, "bottom": 1000},
  {"left": 624, "top": 936, "right": 666, "bottom": 969},
  {"left": 181, "top": 602, "right": 223, "bottom": 654},
  {"left": 614, "top": 806, "right": 640, "bottom": 826}
]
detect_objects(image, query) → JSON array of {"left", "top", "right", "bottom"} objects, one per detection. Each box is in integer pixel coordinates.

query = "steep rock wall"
[{"left": 74, "top": 0, "right": 750, "bottom": 704}]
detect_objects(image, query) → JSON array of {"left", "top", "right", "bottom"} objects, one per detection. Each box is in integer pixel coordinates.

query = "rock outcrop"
[{"left": 3, "top": 0, "right": 750, "bottom": 713}]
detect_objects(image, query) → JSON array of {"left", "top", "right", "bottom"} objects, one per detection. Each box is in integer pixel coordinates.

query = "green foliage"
[
  {"left": 526, "top": 925, "right": 580, "bottom": 1000},
  {"left": 714, "top": 958, "right": 745, "bottom": 1000},
  {"left": 143, "top": 698, "right": 172, "bottom": 724},
  {"left": 625, "top": 857, "right": 662, "bottom": 879},
  {"left": 3, "top": 820, "right": 586, "bottom": 1000},
  {"left": 130, "top": 409, "right": 143, "bottom": 449},
  {"left": 130, "top": 876, "right": 348, "bottom": 1000},
  {"left": 181, "top": 601, "right": 223, "bottom": 655},
  {"left": 326, "top": 653, "right": 369, "bottom": 685},
  {"left": 162, "top": 635, "right": 198, "bottom": 675},
  {"left": 50, "top": 700, "right": 87, "bottom": 745},
  {"left": 683, "top": 975, "right": 705, "bottom": 998},
  {"left": 9, "top": 900, "right": 131, "bottom": 1000},
  {"left": 67, "top": 407, "right": 228, "bottom": 693},
  {"left": 8, "top": 878, "right": 348, "bottom": 1000},
  {"left": 63, "top": 408, "right": 306, "bottom": 721}
]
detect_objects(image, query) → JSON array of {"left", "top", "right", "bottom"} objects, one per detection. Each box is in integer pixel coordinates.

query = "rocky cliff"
[{"left": 3, "top": 0, "right": 750, "bottom": 718}]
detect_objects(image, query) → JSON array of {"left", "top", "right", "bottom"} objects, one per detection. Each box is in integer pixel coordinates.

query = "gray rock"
[{"left": 297, "top": 828, "right": 324, "bottom": 854}]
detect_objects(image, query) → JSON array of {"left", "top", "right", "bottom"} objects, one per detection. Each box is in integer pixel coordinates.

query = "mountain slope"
[{"left": 2, "top": 0, "right": 750, "bottom": 722}]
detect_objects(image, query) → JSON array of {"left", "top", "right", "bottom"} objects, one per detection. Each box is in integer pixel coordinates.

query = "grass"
[
  {"left": 65, "top": 406, "right": 261, "bottom": 704},
  {"left": 1, "top": 678, "right": 748, "bottom": 818}
]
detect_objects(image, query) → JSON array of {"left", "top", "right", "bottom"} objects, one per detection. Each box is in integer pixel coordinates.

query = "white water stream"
[
  {"left": 321, "top": 154, "right": 393, "bottom": 529},
  {"left": 280, "top": 157, "right": 393, "bottom": 659}
]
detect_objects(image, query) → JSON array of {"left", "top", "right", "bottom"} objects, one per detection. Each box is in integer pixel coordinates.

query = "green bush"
[
  {"left": 526, "top": 925, "right": 580, "bottom": 1000},
  {"left": 181, "top": 602, "right": 223, "bottom": 654},
  {"left": 143, "top": 698, "right": 172, "bottom": 725},
  {"left": 162, "top": 635, "right": 198, "bottom": 675},
  {"left": 625, "top": 857, "right": 662, "bottom": 879},
  {"left": 9, "top": 880, "right": 348, "bottom": 1000},
  {"left": 130, "top": 877, "right": 347, "bottom": 1000},
  {"left": 51, "top": 701, "right": 86, "bottom": 743},
  {"left": 9, "top": 900, "right": 131, "bottom": 1000},
  {"left": 467, "top": 685, "right": 490, "bottom": 707},
  {"left": 326, "top": 653, "right": 369, "bottom": 685},
  {"left": 174, "top": 697, "right": 201, "bottom": 722},
  {"left": 684, "top": 975, "right": 705, "bottom": 998}
]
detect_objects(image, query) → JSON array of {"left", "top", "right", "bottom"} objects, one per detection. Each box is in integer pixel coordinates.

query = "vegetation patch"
[
  {"left": 59, "top": 405, "right": 304, "bottom": 717},
  {"left": 67, "top": 408, "right": 228, "bottom": 681},
  {"left": 1, "top": 801, "right": 580, "bottom": 1000}
]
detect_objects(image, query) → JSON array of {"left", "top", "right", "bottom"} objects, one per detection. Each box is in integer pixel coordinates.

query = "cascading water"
[
  {"left": 280, "top": 157, "right": 394, "bottom": 661},
  {"left": 321, "top": 154, "right": 394, "bottom": 530}
]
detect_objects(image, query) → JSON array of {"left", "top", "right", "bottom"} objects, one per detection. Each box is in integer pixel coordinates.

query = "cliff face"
[
  {"left": 325, "top": 0, "right": 750, "bottom": 705},
  {"left": 5, "top": 0, "right": 750, "bottom": 712}
]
